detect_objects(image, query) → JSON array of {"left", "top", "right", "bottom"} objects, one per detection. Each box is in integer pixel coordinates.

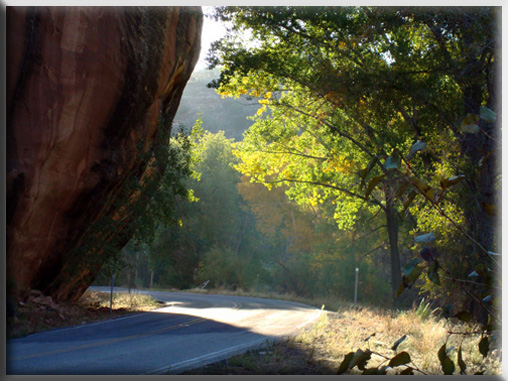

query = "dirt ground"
[{"left": 7, "top": 289, "right": 163, "bottom": 339}]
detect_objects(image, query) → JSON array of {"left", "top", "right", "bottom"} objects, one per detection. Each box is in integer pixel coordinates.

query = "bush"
[{"left": 198, "top": 245, "right": 242, "bottom": 289}]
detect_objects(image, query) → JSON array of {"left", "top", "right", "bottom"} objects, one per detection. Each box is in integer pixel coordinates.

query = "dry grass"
[
  {"left": 295, "top": 304, "right": 501, "bottom": 375},
  {"left": 81, "top": 290, "right": 162, "bottom": 311},
  {"left": 181, "top": 339, "right": 337, "bottom": 375},
  {"left": 184, "top": 302, "right": 502, "bottom": 375}
]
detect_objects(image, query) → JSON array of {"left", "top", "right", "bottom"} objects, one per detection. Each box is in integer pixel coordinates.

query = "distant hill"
[{"left": 173, "top": 69, "right": 261, "bottom": 141}]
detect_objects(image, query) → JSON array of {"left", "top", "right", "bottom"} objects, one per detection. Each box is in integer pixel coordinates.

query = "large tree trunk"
[
  {"left": 458, "top": 71, "right": 498, "bottom": 259},
  {"left": 455, "top": 9, "right": 499, "bottom": 258},
  {"left": 456, "top": 14, "right": 499, "bottom": 323},
  {"left": 385, "top": 202, "right": 402, "bottom": 300}
]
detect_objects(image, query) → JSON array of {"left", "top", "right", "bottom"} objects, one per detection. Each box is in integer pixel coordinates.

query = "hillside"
[{"left": 173, "top": 69, "right": 261, "bottom": 140}]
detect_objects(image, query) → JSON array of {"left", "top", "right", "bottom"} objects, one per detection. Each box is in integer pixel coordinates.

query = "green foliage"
[
  {"left": 388, "top": 351, "right": 411, "bottom": 367},
  {"left": 211, "top": 6, "right": 492, "bottom": 303},
  {"left": 93, "top": 6, "right": 499, "bottom": 373},
  {"left": 438, "top": 343, "right": 455, "bottom": 375},
  {"left": 338, "top": 346, "right": 417, "bottom": 375},
  {"left": 206, "top": 5, "right": 499, "bottom": 374},
  {"left": 337, "top": 349, "right": 372, "bottom": 374},
  {"left": 384, "top": 149, "right": 401, "bottom": 171},
  {"left": 125, "top": 126, "right": 276, "bottom": 291},
  {"left": 414, "top": 299, "right": 438, "bottom": 321},
  {"left": 81, "top": 113, "right": 193, "bottom": 283},
  {"left": 238, "top": 172, "right": 392, "bottom": 303},
  {"left": 336, "top": 352, "right": 355, "bottom": 375},
  {"left": 398, "top": 259, "right": 423, "bottom": 296},
  {"left": 454, "top": 310, "right": 472, "bottom": 323},
  {"left": 391, "top": 335, "right": 407, "bottom": 351},
  {"left": 110, "top": 123, "right": 395, "bottom": 304},
  {"left": 198, "top": 245, "right": 242, "bottom": 288},
  {"left": 478, "top": 337, "right": 490, "bottom": 358},
  {"left": 427, "top": 260, "right": 440, "bottom": 286},
  {"left": 479, "top": 106, "right": 496, "bottom": 124}
]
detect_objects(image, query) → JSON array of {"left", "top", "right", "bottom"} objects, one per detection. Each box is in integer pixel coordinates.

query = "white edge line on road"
[
  {"left": 297, "top": 309, "right": 323, "bottom": 329},
  {"left": 13, "top": 289, "right": 184, "bottom": 340},
  {"left": 146, "top": 337, "right": 271, "bottom": 375},
  {"left": 9, "top": 311, "right": 151, "bottom": 340}
]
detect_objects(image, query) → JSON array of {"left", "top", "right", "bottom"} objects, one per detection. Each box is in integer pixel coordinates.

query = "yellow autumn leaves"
[
  {"left": 322, "top": 156, "right": 356, "bottom": 174},
  {"left": 218, "top": 72, "right": 275, "bottom": 100},
  {"left": 256, "top": 91, "right": 273, "bottom": 115}
]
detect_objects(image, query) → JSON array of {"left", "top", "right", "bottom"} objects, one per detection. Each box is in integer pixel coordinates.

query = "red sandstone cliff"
[{"left": 7, "top": 6, "right": 202, "bottom": 301}]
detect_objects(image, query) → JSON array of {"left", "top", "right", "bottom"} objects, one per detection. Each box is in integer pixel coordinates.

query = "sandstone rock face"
[{"left": 7, "top": 6, "right": 202, "bottom": 301}]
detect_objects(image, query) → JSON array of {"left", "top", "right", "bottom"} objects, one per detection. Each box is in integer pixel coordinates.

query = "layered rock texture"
[{"left": 7, "top": 6, "right": 202, "bottom": 301}]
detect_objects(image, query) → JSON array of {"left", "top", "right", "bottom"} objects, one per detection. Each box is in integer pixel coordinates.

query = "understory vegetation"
[{"left": 183, "top": 301, "right": 501, "bottom": 375}]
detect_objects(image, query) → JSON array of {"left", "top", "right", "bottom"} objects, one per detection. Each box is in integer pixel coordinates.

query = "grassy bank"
[{"left": 182, "top": 300, "right": 501, "bottom": 375}]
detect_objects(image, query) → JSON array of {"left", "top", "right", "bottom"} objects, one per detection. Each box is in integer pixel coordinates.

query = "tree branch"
[
  {"left": 258, "top": 148, "right": 328, "bottom": 161},
  {"left": 273, "top": 178, "right": 386, "bottom": 210},
  {"left": 275, "top": 101, "right": 382, "bottom": 167}
]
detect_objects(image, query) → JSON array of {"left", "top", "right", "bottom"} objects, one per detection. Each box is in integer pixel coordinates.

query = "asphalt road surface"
[{"left": 6, "top": 288, "right": 322, "bottom": 375}]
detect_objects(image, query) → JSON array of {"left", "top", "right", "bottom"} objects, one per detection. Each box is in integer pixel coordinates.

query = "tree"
[
  {"left": 234, "top": 90, "right": 407, "bottom": 297},
  {"left": 74, "top": 118, "right": 193, "bottom": 297},
  {"left": 238, "top": 175, "right": 324, "bottom": 297},
  {"left": 188, "top": 128, "right": 248, "bottom": 250},
  {"left": 208, "top": 6, "right": 500, "bottom": 308},
  {"left": 138, "top": 126, "right": 267, "bottom": 290}
]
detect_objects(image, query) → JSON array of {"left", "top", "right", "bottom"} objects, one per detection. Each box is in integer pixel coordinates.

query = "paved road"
[{"left": 6, "top": 288, "right": 321, "bottom": 375}]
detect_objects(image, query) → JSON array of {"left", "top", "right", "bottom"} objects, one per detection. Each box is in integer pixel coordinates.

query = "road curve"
[{"left": 7, "top": 288, "right": 322, "bottom": 375}]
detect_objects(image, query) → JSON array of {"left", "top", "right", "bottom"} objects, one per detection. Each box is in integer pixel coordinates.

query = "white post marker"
[{"left": 354, "top": 268, "right": 359, "bottom": 304}]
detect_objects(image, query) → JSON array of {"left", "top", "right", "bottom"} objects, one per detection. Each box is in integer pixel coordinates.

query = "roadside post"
[
  {"left": 110, "top": 274, "right": 115, "bottom": 317},
  {"left": 354, "top": 268, "right": 359, "bottom": 304}
]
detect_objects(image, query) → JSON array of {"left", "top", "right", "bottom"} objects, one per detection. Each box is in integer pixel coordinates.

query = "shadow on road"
[
  {"left": 6, "top": 310, "right": 277, "bottom": 375},
  {"left": 181, "top": 338, "right": 339, "bottom": 375}
]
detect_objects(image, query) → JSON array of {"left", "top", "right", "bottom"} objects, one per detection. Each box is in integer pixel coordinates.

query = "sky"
[{"left": 194, "top": 6, "right": 228, "bottom": 72}]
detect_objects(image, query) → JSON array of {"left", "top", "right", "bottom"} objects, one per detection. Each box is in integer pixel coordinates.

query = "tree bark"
[{"left": 385, "top": 201, "right": 402, "bottom": 300}]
